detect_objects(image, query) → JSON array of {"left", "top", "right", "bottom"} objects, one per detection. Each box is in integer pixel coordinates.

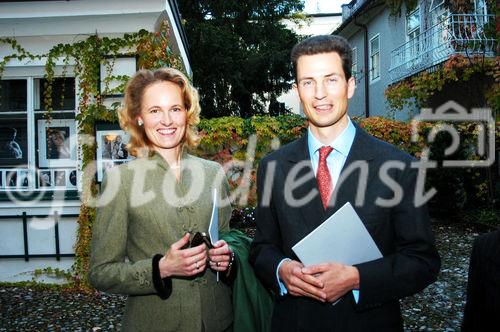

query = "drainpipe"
[{"left": 354, "top": 15, "right": 370, "bottom": 118}]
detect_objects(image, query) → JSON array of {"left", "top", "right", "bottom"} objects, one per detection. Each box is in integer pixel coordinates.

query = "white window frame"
[
  {"left": 369, "top": 34, "right": 380, "bottom": 83},
  {"left": 0, "top": 72, "right": 78, "bottom": 192},
  {"left": 351, "top": 47, "right": 358, "bottom": 80},
  {"left": 474, "top": 0, "right": 487, "bottom": 15},
  {"left": 406, "top": 7, "right": 421, "bottom": 66},
  {"left": 430, "top": 0, "right": 445, "bottom": 12}
]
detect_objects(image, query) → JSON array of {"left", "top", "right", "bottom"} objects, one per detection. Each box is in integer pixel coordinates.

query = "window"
[
  {"left": 406, "top": 7, "right": 421, "bottom": 61},
  {"left": 0, "top": 77, "right": 77, "bottom": 192},
  {"left": 430, "top": 0, "right": 444, "bottom": 12},
  {"left": 474, "top": 0, "right": 487, "bottom": 15},
  {"left": 369, "top": 35, "right": 380, "bottom": 82},
  {"left": 351, "top": 47, "right": 358, "bottom": 80}
]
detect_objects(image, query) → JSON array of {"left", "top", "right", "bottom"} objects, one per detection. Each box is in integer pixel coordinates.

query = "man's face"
[{"left": 294, "top": 52, "right": 355, "bottom": 138}]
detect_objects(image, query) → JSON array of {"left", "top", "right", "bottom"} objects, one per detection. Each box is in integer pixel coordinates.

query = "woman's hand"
[
  {"left": 159, "top": 233, "right": 208, "bottom": 278},
  {"left": 208, "top": 240, "right": 233, "bottom": 272}
]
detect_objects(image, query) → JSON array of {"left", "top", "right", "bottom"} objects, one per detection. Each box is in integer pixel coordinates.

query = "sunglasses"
[{"left": 187, "top": 232, "right": 213, "bottom": 249}]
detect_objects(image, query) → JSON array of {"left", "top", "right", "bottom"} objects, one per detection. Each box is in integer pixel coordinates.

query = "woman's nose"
[{"left": 160, "top": 109, "right": 172, "bottom": 124}]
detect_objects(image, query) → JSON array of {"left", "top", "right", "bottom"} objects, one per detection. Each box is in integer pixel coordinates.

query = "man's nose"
[{"left": 314, "top": 82, "right": 327, "bottom": 99}]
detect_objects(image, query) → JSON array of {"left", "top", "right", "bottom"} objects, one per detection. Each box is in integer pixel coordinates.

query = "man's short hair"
[{"left": 291, "top": 35, "right": 353, "bottom": 81}]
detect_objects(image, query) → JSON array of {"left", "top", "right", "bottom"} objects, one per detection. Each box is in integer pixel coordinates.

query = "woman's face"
[
  {"left": 138, "top": 81, "right": 187, "bottom": 154},
  {"left": 51, "top": 132, "right": 65, "bottom": 146}
]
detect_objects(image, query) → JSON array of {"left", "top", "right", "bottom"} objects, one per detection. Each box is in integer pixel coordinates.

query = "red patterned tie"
[{"left": 317, "top": 146, "right": 334, "bottom": 209}]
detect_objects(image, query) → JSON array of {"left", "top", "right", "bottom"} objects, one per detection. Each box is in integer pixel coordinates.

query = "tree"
[{"left": 178, "top": 0, "right": 304, "bottom": 118}]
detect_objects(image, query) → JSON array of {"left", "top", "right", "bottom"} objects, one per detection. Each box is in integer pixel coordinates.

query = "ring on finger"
[
  {"left": 195, "top": 261, "right": 199, "bottom": 269},
  {"left": 216, "top": 262, "right": 220, "bottom": 267}
]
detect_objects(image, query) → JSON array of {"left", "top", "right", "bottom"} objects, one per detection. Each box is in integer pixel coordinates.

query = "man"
[
  {"left": 462, "top": 228, "right": 500, "bottom": 331},
  {"left": 249, "top": 35, "right": 440, "bottom": 331}
]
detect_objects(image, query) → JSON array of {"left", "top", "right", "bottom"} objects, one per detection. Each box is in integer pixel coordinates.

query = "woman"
[{"left": 89, "top": 68, "right": 235, "bottom": 332}]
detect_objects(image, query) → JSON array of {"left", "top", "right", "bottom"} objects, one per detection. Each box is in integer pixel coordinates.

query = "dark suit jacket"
[
  {"left": 462, "top": 228, "right": 500, "bottom": 331},
  {"left": 249, "top": 125, "right": 441, "bottom": 332}
]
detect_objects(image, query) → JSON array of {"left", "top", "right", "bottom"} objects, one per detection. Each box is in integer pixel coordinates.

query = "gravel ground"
[{"left": 0, "top": 223, "right": 489, "bottom": 332}]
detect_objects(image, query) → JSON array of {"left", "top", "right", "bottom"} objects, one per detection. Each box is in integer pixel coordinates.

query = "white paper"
[
  {"left": 292, "top": 202, "right": 382, "bottom": 266},
  {"left": 208, "top": 188, "right": 220, "bottom": 282},
  {"left": 208, "top": 188, "right": 218, "bottom": 246}
]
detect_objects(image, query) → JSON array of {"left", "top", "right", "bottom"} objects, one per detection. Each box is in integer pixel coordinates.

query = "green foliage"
[
  {"left": 177, "top": 0, "right": 304, "bottom": 118},
  {"left": 33, "top": 267, "right": 72, "bottom": 281},
  {"left": 196, "top": 115, "right": 496, "bottom": 214},
  {"left": 385, "top": 0, "right": 418, "bottom": 17}
]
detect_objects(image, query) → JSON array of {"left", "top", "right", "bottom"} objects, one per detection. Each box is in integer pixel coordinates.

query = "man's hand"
[
  {"left": 302, "top": 262, "right": 360, "bottom": 303},
  {"left": 279, "top": 260, "right": 326, "bottom": 302}
]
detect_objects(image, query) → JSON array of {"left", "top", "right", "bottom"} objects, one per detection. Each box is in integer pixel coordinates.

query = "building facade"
[{"left": 335, "top": 0, "right": 495, "bottom": 119}]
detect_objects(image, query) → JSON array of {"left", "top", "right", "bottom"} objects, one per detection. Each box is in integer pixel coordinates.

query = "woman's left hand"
[{"left": 208, "top": 240, "right": 233, "bottom": 272}]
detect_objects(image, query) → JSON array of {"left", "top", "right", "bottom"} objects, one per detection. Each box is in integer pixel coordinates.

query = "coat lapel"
[
  {"left": 284, "top": 134, "right": 326, "bottom": 233},
  {"left": 326, "top": 124, "right": 377, "bottom": 215}
]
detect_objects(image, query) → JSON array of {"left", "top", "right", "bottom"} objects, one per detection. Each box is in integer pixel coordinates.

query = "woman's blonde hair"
[{"left": 118, "top": 67, "right": 201, "bottom": 157}]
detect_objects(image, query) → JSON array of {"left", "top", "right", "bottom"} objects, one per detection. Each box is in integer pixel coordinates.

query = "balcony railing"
[{"left": 389, "top": 14, "right": 496, "bottom": 83}]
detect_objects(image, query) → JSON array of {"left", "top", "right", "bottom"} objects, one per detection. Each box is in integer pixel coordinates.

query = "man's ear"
[{"left": 347, "top": 76, "right": 356, "bottom": 99}]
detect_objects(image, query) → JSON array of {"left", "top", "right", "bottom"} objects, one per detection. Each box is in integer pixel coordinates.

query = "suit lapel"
[
  {"left": 326, "top": 124, "right": 377, "bottom": 215},
  {"left": 285, "top": 134, "right": 326, "bottom": 233}
]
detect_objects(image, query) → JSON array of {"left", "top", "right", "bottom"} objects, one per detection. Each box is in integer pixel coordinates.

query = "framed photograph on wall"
[
  {"left": 96, "top": 129, "right": 133, "bottom": 182},
  {"left": 37, "top": 119, "right": 77, "bottom": 167},
  {"left": 39, "top": 169, "right": 52, "bottom": 188},
  {"left": 6, "top": 169, "right": 17, "bottom": 187},
  {"left": 17, "top": 169, "right": 30, "bottom": 188},
  {"left": 0, "top": 119, "right": 28, "bottom": 166},
  {"left": 37, "top": 168, "right": 77, "bottom": 190}
]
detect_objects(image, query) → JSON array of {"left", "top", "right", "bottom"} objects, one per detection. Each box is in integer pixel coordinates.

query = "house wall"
[{"left": 340, "top": 1, "right": 430, "bottom": 120}]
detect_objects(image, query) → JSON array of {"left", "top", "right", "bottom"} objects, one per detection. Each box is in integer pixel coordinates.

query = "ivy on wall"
[
  {"left": 0, "top": 20, "right": 182, "bottom": 290},
  {"left": 385, "top": 55, "right": 500, "bottom": 116}
]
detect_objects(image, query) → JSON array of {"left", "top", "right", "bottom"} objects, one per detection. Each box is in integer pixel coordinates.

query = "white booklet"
[
  {"left": 292, "top": 202, "right": 382, "bottom": 266},
  {"left": 208, "top": 188, "right": 219, "bottom": 246},
  {"left": 209, "top": 188, "right": 219, "bottom": 281}
]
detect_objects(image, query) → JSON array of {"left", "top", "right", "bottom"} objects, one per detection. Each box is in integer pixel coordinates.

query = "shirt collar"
[{"left": 307, "top": 117, "right": 356, "bottom": 158}]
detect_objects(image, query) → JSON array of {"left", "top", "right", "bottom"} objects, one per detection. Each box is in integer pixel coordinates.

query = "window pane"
[
  {"left": 0, "top": 80, "right": 27, "bottom": 113},
  {"left": 373, "top": 53, "right": 380, "bottom": 79},
  {"left": 352, "top": 48, "right": 358, "bottom": 76},
  {"left": 370, "top": 37, "right": 379, "bottom": 54},
  {"left": 0, "top": 117, "right": 28, "bottom": 166},
  {"left": 407, "top": 9, "right": 420, "bottom": 32},
  {"left": 37, "top": 77, "right": 75, "bottom": 111}
]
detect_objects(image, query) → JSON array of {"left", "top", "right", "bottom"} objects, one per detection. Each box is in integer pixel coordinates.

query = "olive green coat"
[{"left": 89, "top": 152, "right": 233, "bottom": 332}]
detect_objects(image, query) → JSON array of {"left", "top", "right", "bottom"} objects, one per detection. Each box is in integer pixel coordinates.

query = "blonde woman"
[{"left": 90, "top": 68, "right": 235, "bottom": 332}]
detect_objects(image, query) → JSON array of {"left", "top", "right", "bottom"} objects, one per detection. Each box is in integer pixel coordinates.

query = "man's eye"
[
  {"left": 150, "top": 109, "right": 159, "bottom": 113},
  {"left": 301, "top": 80, "right": 313, "bottom": 87}
]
